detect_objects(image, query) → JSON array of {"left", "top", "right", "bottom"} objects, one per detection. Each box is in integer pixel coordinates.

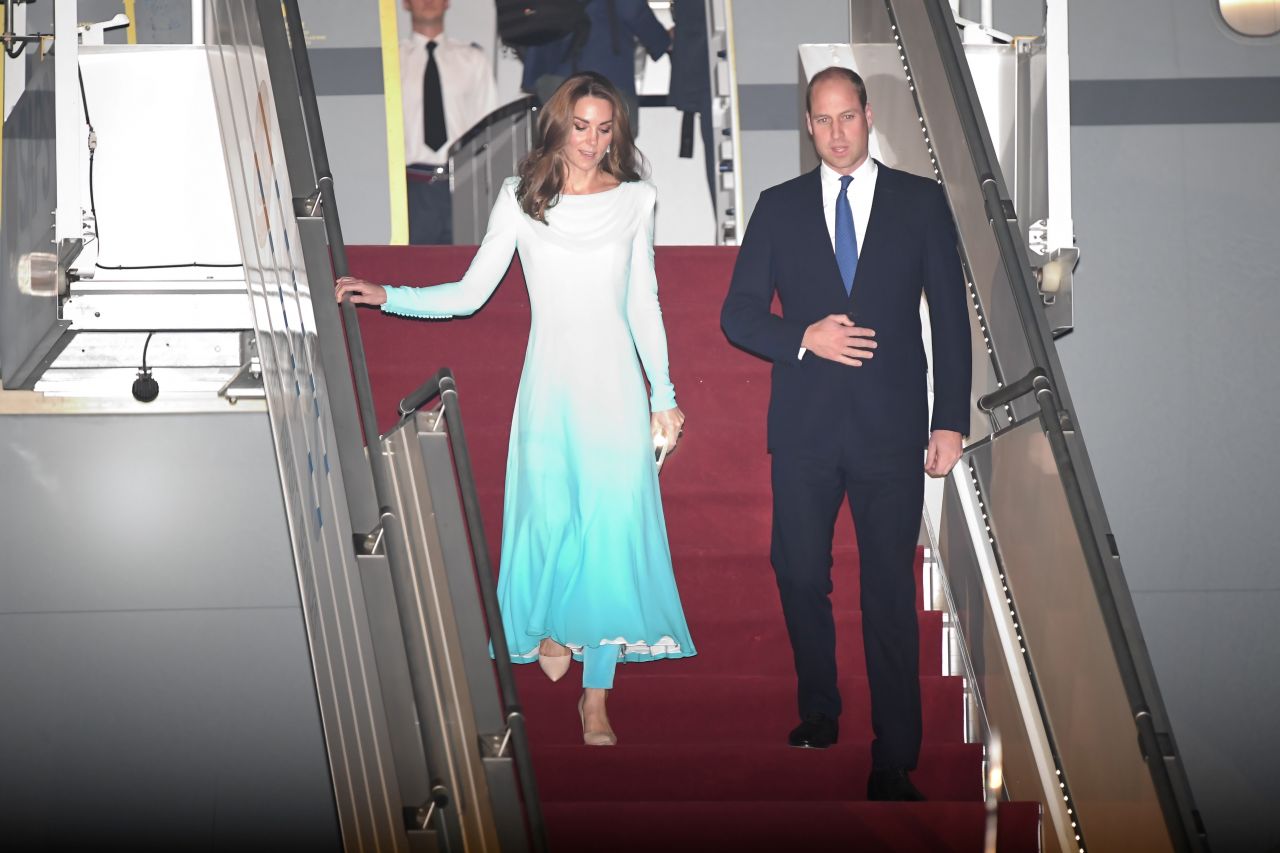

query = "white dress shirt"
[
  {"left": 799, "top": 157, "right": 879, "bottom": 360},
  {"left": 820, "top": 156, "right": 878, "bottom": 252},
  {"left": 400, "top": 31, "right": 498, "bottom": 166}
]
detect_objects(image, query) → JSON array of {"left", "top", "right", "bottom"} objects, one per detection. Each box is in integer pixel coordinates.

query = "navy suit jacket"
[
  {"left": 520, "top": 0, "right": 670, "bottom": 100},
  {"left": 721, "top": 163, "right": 971, "bottom": 469}
]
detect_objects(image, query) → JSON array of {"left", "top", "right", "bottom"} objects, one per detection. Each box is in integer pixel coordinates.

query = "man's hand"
[
  {"left": 335, "top": 276, "right": 387, "bottom": 306},
  {"left": 801, "top": 314, "right": 877, "bottom": 366},
  {"left": 925, "top": 429, "right": 964, "bottom": 478}
]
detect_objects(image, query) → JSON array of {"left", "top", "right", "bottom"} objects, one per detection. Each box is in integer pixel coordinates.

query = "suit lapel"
[
  {"left": 850, "top": 162, "right": 897, "bottom": 298},
  {"left": 799, "top": 167, "right": 850, "bottom": 302}
]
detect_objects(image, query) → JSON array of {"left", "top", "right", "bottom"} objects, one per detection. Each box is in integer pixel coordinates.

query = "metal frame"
[
  {"left": 393, "top": 369, "right": 548, "bottom": 853},
  {"left": 206, "top": 3, "right": 409, "bottom": 849},
  {"left": 381, "top": 410, "right": 504, "bottom": 852},
  {"left": 716, "top": 0, "right": 744, "bottom": 244},
  {"left": 0, "top": 44, "right": 64, "bottom": 391},
  {"left": 53, "top": 0, "right": 80, "bottom": 252},
  {"left": 1043, "top": 0, "right": 1073, "bottom": 266}
]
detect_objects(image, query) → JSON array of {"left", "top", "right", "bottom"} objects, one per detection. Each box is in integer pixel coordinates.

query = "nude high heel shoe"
[
  {"left": 538, "top": 638, "right": 571, "bottom": 682},
  {"left": 578, "top": 694, "right": 617, "bottom": 747}
]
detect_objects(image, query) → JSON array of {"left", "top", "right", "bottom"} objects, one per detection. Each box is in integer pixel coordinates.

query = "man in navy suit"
[{"left": 721, "top": 67, "right": 971, "bottom": 801}]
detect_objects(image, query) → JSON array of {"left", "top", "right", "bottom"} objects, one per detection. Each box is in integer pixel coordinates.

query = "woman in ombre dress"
[{"left": 336, "top": 72, "right": 695, "bottom": 746}]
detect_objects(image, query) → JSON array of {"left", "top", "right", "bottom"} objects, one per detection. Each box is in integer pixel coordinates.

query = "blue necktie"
[{"left": 834, "top": 174, "right": 858, "bottom": 296}]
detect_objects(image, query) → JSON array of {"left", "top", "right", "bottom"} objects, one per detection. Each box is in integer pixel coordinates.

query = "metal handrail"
[
  {"left": 399, "top": 367, "right": 547, "bottom": 853},
  {"left": 448, "top": 94, "right": 540, "bottom": 155},
  {"left": 398, "top": 367, "right": 449, "bottom": 419},
  {"left": 280, "top": 0, "right": 387, "bottom": 493},
  {"left": 976, "top": 367, "right": 1048, "bottom": 413}
]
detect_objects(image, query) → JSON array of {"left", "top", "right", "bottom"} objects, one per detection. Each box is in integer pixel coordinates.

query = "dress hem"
[{"left": 507, "top": 635, "right": 697, "bottom": 664}]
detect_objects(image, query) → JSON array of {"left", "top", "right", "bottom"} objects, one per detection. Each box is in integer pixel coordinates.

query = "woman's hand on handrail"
[{"left": 336, "top": 276, "right": 388, "bottom": 306}]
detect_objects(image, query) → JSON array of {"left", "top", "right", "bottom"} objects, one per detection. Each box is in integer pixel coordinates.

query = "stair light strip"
[
  {"left": 956, "top": 459, "right": 1082, "bottom": 852},
  {"left": 887, "top": 12, "right": 1007, "bottom": 429}
]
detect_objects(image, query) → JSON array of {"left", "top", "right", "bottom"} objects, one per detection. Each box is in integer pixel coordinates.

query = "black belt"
[{"left": 407, "top": 163, "right": 449, "bottom": 184}]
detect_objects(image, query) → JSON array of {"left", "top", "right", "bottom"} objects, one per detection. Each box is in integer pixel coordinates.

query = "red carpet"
[{"left": 348, "top": 245, "right": 1040, "bottom": 852}]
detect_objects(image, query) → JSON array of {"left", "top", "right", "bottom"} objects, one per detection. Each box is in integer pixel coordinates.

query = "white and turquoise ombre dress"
[{"left": 380, "top": 176, "right": 695, "bottom": 683}]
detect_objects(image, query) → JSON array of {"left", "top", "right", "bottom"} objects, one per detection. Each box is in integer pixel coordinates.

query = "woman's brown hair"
[{"left": 517, "top": 72, "right": 645, "bottom": 223}]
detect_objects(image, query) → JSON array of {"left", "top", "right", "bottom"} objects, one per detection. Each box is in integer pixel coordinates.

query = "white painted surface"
[{"left": 76, "top": 46, "right": 240, "bottom": 269}]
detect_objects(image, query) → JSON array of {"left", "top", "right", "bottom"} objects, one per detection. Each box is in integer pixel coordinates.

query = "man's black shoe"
[
  {"left": 867, "top": 768, "right": 926, "bottom": 801},
  {"left": 787, "top": 714, "right": 838, "bottom": 749}
]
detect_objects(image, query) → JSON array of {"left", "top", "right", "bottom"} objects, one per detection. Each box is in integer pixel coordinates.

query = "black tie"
[{"left": 424, "top": 41, "right": 447, "bottom": 151}]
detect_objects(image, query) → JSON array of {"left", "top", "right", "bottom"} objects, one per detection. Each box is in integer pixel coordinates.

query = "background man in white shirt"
[{"left": 400, "top": 0, "right": 498, "bottom": 244}]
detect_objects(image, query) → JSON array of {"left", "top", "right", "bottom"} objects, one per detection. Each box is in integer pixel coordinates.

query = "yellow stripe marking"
[
  {"left": 124, "top": 0, "right": 138, "bottom": 44},
  {"left": 377, "top": 0, "right": 407, "bottom": 244}
]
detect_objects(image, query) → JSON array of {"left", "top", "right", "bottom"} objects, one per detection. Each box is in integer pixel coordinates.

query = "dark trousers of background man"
[{"left": 407, "top": 164, "right": 453, "bottom": 245}]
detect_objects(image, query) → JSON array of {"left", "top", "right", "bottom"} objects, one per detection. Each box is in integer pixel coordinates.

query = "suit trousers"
[
  {"left": 770, "top": 444, "right": 924, "bottom": 771},
  {"left": 407, "top": 170, "right": 453, "bottom": 245}
]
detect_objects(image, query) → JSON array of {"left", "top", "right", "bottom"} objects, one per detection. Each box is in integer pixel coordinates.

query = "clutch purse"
[{"left": 653, "top": 433, "right": 671, "bottom": 472}]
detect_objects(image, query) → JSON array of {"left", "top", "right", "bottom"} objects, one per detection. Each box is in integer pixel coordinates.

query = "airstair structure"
[{"left": 0, "top": 1, "right": 1208, "bottom": 851}]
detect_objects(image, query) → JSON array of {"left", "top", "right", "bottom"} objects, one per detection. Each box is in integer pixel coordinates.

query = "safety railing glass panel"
[
  {"left": 939, "top": 420, "right": 1175, "bottom": 853},
  {"left": 450, "top": 96, "right": 538, "bottom": 245},
  {"left": 934, "top": 484, "right": 1053, "bottom": 848},
  {"left": 972, "top": 418, "right": 1172, "bottom": 850}
]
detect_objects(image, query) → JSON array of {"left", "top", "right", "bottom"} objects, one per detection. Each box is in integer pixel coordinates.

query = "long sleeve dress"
[{"left": 381, "top": 177, "right": 696, "bottom": 666}]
